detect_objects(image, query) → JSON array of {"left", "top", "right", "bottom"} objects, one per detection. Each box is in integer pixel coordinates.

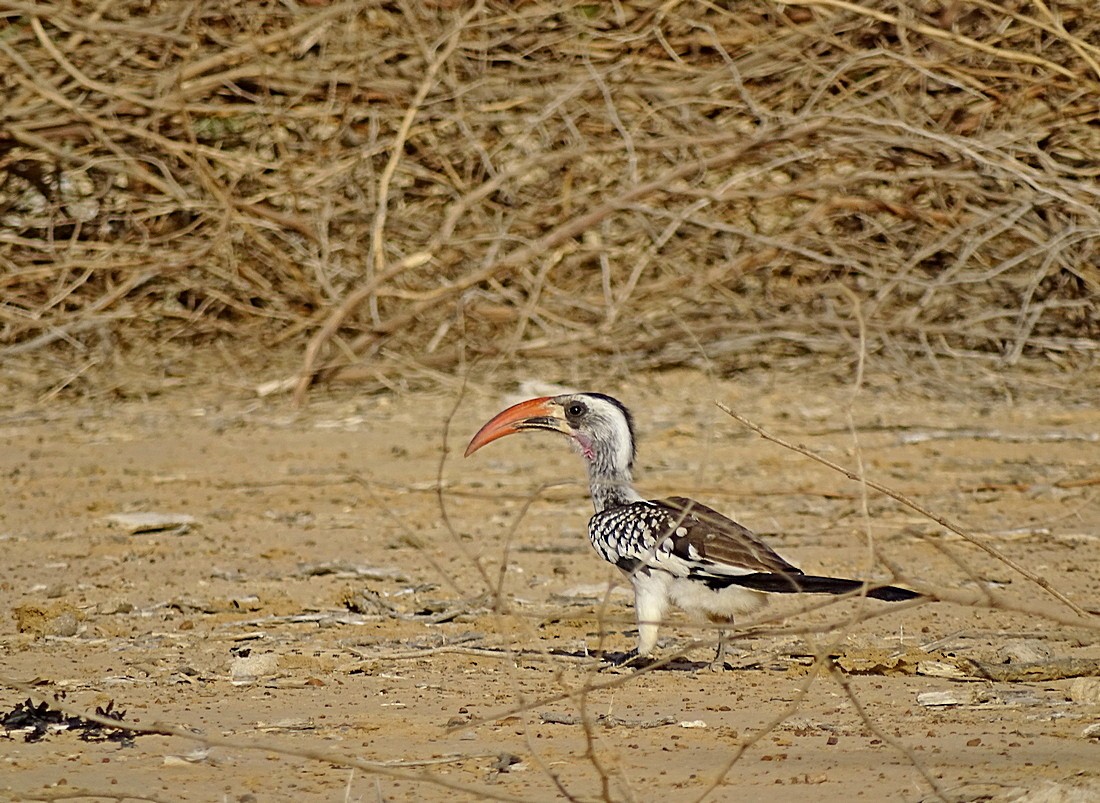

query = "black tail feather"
[{"left": 723, "top": 572, "right": 920, "bottom": 601}]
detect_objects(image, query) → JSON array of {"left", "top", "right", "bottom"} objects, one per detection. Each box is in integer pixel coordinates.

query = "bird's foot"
[
  {"left": 700, "top": 636, "right": 754, "bottom": 672},
  {"left": 599, "top": 649, "right": 654, "bottom": 671},
  {"left": 707, "top": 633, "right": 731, "bottom": 672}
]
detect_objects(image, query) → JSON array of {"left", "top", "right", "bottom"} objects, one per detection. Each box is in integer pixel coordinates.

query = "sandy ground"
[{"left": 2, "top": 366, "right": 1099, "bottom": 802}]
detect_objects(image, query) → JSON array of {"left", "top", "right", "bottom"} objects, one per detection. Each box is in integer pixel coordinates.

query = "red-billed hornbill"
[{"left": 465, "top": 392, "right": 919, "bottom": 662}]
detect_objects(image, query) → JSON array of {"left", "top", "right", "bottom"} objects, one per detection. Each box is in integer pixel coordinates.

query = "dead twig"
[
  {"left": 784, "top": 0, "right": 1078, "bottom": 79},
  {"left": 716, "top": 403, "right": 1094, "bottom": 619},
  {"left": 824, "top": 657, "right": 950, "bottom": 802},
  {"left": 3, "top": 3, "right": 1097, "bottom": 394}
]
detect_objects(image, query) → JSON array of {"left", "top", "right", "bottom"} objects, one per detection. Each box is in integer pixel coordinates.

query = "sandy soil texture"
[{"left": 2, "top": 368, "right": 1099, "bottom": 802}]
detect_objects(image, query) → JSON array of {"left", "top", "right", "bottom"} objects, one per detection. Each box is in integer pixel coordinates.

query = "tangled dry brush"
[{"left": 1, "top": 0, "right": 1098, "bottom": 398}]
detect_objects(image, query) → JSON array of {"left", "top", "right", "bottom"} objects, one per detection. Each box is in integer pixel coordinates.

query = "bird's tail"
[{"left": 725, "top": 572, "right": 920, "bottom": 601}]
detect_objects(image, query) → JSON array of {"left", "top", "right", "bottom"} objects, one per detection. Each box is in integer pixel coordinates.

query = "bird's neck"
[{"left": 586, "top": 459, "right": 643, "bottom": 512}]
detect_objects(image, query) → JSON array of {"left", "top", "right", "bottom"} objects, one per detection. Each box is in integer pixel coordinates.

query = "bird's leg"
[
  {"left": 708, "top": 615, "right": 735, "bottom": 671},
  {"left": 631, "top": 572, "right": 669, "bottom": 661},
  {"left": 636, "top": 621, "right": 660, "bottom": 660},
  {"left": 710, "top": 629, "right": 729, "bottom": 671}
]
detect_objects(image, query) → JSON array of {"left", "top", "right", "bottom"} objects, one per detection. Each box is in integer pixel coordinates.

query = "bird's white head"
[{"left": 465, "top": 392, "right": 639, "bottom": 509}]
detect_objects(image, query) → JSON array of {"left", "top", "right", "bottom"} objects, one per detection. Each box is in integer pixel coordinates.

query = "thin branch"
[
  {"left": 783, "top": 0, "right": 1080, "bottom": 79},
  {"left": 715, "top": 403, "right": 1093, "bottom": 618}
]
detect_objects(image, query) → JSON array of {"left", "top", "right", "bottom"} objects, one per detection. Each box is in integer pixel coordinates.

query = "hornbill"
[{"left": 465, "top": 392, "right": 919, "bottom": 662}]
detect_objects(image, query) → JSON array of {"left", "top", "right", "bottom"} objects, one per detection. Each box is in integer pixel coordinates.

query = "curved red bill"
[{"left": 464, "top": 396, "right": 560, "bottom": 457}]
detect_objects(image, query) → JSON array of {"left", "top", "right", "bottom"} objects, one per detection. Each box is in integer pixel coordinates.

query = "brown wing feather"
[{"left": 658, "top": 496, "right": 803, "bottom": 576}]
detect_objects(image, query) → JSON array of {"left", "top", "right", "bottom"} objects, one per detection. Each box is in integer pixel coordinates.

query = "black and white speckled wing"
[{"left": 588, "top": 496, "right": 804, "bottom": 582}]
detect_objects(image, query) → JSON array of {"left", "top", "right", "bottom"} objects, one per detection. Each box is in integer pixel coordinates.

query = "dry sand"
[{"left": 2, "top": 367, "right": 1099, "bottom": 802}]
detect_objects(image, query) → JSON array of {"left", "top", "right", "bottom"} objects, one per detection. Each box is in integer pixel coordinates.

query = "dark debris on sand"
[{"left": 1, "top": 697, "right": 136, "bottom": 745}]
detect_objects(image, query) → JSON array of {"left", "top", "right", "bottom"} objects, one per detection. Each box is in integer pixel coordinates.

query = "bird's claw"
[{"left": 599, "top": 649, "right": 654, "bottom": 671}]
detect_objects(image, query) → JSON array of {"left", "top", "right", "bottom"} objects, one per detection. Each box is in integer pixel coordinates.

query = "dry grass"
[{"left": 1, "top": 0, "right": 1098, "bottom": 399}]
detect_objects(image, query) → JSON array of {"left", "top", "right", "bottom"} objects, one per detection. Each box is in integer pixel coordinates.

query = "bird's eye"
[{"left": 566, "top": 402, "right": 586, "bottom": 419}]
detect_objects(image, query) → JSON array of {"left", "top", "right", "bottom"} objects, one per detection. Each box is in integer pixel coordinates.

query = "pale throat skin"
[{"left": 554, "top": 394, "right": 645, "bottom": 513}]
